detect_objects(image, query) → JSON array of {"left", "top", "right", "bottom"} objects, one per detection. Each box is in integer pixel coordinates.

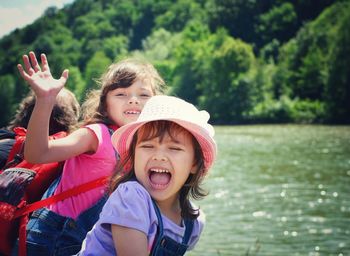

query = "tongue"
[{"left": 150, "top": 172, "right": 171, "bottom": 185}]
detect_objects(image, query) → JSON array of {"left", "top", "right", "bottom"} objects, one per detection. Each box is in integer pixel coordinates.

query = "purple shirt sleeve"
[{"left": 102, "top": 181, "right": 154, "bottom": 235}]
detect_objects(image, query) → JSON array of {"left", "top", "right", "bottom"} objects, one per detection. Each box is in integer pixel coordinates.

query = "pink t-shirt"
[{"left": 48, "top": 123, "right": 117, "bottom": 219}]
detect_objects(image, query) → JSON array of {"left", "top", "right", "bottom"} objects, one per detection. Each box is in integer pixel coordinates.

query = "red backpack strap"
[
  {"left": 6, "top": 128, "right": 67, "bottom": 167},
  {"left": 5, "top": 127, "right": 27, "bottom": 168},
  {"left": 14, "top": 176, "right": 108, "bottom": 218},
  {"left": 12, "top": 127, "right": 108, "bottom": 256},
  {"left": 18, "top": 212, "right": 29, "bottom": 256},
  {"left": 16, "top": 176, "right": 108, "bottom": 256}
]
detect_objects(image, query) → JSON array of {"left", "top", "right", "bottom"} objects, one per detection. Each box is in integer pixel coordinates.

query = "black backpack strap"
[
  {"left": 108, "top": 127, "right": 120, "bottom": 161},
  {"left": 0, "top": 129, "right": 16, "bottom": 170}
]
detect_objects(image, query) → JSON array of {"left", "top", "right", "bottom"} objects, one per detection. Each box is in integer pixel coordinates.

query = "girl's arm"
[
  {"left": 27, "top": 127, "right": 98, "bottom": 163},
  {"left": 111, "top": 224, "right": 148, "bottom": 256},
  {"left": 17, "top": 52, "right": 97, "bottom": 163}
]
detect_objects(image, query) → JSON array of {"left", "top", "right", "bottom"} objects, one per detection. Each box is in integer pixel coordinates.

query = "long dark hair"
[
  {"left": 82, "top": 58, "right": 166, "bottom": 126},
  {"left": 109, "top": 120, "right": 207, "bottom": 219},
  {"left": 7, "top": 88, "right": 80, "bottom": 134}
]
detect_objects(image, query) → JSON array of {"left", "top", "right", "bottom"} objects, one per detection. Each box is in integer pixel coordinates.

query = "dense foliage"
[{"left": 0, "top": 0, "right": 349, "bottom": 126}]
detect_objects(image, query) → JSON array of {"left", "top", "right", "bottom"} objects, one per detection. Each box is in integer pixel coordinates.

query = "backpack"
[
  {"left": 0, "top": 127, "right": 110, "bottom": 256},
  {"left": 0, "top": 127, "right": 67, "bottom": 255},
  {"left": 0, "top": 129, "right": 15, "bottom": 169}
]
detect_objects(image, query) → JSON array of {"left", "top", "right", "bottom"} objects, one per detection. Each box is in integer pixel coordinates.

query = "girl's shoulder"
[
  {"left": 82, "top": 123, "right": 113, "bottom": 148},
  {"left": 102, "top": 181, "right": 154, "bottom": 233},
  {"left": 77, "top": 123, "right": 107, "bottom": 139},
  {"left": 83, "top": 123, "right": 108, "bottom": 132},
  {"left": 111, "top": 181, "right": 151, "bottom": 203}
]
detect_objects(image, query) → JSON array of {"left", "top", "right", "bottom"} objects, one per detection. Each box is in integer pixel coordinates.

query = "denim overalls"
[
  {"left": 150, "top": 200, "right": 194, "bottom": 256},
  {"left": 12, "top": 177, "right": 107, "bottom": 256}
]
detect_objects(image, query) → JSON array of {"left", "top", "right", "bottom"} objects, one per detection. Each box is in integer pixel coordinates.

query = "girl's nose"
[
  {"left": 152, "top": 153, "right": 167, "bottom": 162},
  {"left": 128, "top": 95, "right": 140, "bottom": 104}
]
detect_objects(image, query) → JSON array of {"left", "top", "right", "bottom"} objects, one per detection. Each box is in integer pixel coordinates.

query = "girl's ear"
[{"left": 190, "top": 162, "right": 198, "bottom": 174}]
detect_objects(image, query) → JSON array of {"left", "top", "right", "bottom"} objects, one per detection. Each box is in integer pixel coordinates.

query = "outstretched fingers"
[
  {"left": 22, "top": 54, "right": 34, "bottom": 76},
  {"left": 59, "top": 69, "right": 69, "bottom": 84},
  {"left": 17, "top": 64, "right": 31, "bottom": 81},
  {"left": 29, "top": 51, "right": 41, "bottom": 72},
  {"left": 40, "top": 53, "right": 50, "bottom": 72},
  {"left": 17, "top": 51, "right": 67, "bottom": 93}
]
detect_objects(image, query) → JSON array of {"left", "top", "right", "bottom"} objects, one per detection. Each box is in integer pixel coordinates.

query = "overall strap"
[
  {"left": 151, "top": 199, "right": 194, "bottom": 245},
  {"left": 152, "top": 200, "right": 164, "bottom": 237},
  {"left": 182, "top": 219, "right": 194, "bottom": 245},
  {"left": 149, "top": 200, "right": 164, "bottom": 256},
  {"left": 107, "top": 128, "right": 115, "bottom": 136},
  {"left": 108, "top": 127, "right": 120, "bottom": 161},
  {"left": 43, "top": 175, "right": 61, "bottom": 198}
]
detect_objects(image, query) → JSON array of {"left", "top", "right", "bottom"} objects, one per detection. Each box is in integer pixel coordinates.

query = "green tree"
[
  {"left": 0, "top": 0, "right": 347, "bottom": 125},
  {"left": 170, "top": 21, "right": 212, "bottom": 104},
  {"left": 66, "top": 66, "right": 86, "bottom": 102},
  {"left": 0, "top": 75, "right": 16, "bottom": 127},
  {"left": 109, "top": 0, "right": 138, "bottom": 38},
  {"left": 84, "top": 51, "right": 111, "bottom": 92},
  {"left": 256, "top": 2, "right": 297, "bottom": 47},
  {"left": 273, "top": 2, "right": 349, "bottom": 122},
  {"left": 326, "top": 2, "right": 350, "bottom": 123},
  {"left": 73, "top": 15, "right": 102, "bottom": 40},
  {"left": 196, "top": 29, "right": 256, "bottom": 123},
  {"left": 131, "top": 28, "right": 182, "bottom": 85},
  {"left": 155, "top": 0, "right": 207, "bottom": 32},
  {"left": 206, "top": 0, "right": 257, "bottom": 44},
  {"left": 102, "top": 36, "right": 129, "bottom": 61}
]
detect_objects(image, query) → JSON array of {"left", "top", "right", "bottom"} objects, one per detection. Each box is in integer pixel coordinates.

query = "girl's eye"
[
  {"left": 116, "top": 93, "right": 126, "bottom": 97},
  {"left": 169, "top": 147, "right": 182, "bottom": 151},
  {"left": 140, "top": 94, "right": 151, "bottom": 98},
  {"left": 140, "top": 144, "right": 153, "bottom": 149}
]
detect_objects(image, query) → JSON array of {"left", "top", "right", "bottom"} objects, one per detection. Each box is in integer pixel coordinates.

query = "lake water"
[{"left": 188, "top": 125, "right": 350, "bottom": 256}]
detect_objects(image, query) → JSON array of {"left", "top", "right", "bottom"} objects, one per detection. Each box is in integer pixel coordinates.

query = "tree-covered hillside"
[{"left": 0, "top": 0, "right": 349, "bottom": 126}]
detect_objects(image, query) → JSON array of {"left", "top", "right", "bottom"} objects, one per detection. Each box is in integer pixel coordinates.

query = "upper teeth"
[
  {"left": 125, "top": 110, "right": 140, "bottom": 114},
  {"left": 150, "top": 168, "right": 169, "bottom": 173}
]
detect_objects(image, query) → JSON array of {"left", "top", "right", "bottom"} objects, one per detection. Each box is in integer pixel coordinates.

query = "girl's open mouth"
[{"left": 149, "top": 168, "right": 171, "bottom": 189}]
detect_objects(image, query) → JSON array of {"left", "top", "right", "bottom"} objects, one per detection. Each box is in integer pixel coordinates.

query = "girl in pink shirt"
[{"left": 12, "top": 51, "right": 165, "bottom": 255}]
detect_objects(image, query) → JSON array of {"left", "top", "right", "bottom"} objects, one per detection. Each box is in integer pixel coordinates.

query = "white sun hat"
[{"left": 111, "top": 95, "right": 217, "bottom": 174}]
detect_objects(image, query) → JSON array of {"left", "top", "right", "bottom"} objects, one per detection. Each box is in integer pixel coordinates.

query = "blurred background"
[
  {"left": 1, "top": 0, "right": 349, "bottom": 126},
  {"left": 0, "top": 0, "right": 349, "bottom": 255}
]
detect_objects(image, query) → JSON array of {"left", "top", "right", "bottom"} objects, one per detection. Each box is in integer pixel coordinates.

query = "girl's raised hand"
[{"left": 17, "top": 51, "right": 69, "bottom": 99}]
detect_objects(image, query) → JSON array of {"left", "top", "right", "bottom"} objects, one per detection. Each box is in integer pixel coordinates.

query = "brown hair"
[
  {"left": 109, "top": 120, "right": 207, "bottom": 219},
  {"left": 7, "top": 88, "right": 80, "bottom": 134},
  {"left": 82, "top": 58, "right": 166, "bottom": 126}
]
